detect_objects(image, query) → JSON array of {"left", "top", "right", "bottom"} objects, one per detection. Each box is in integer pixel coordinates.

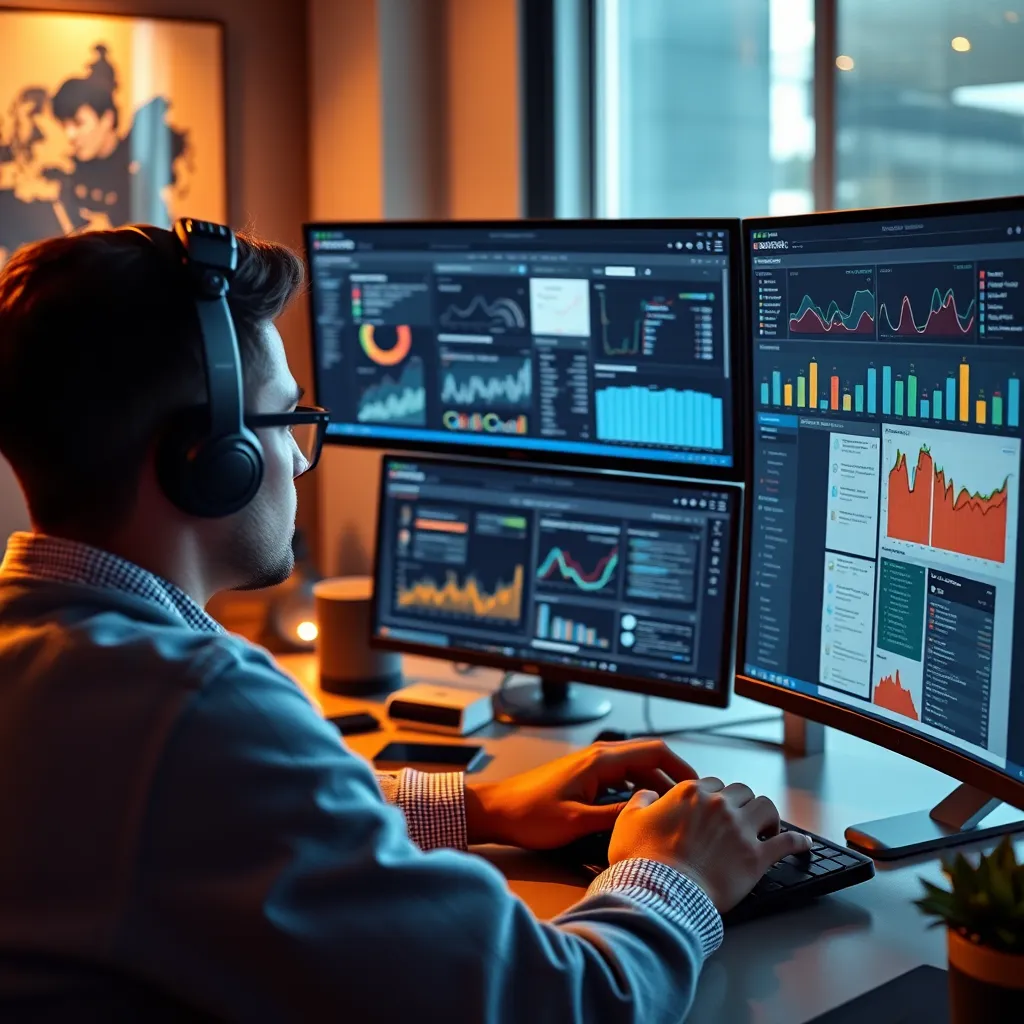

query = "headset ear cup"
[{"left": 157, "top": 415, "right": 264, "bottom": 517}]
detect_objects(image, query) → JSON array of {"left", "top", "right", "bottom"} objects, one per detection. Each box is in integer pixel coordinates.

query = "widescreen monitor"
[
  {"left": 371, "top": 454, "right": 742, "bottom": 725},
  {"left": 304, "top": 220, "right": 744, "bottom": 478},
  {"left": 737, "top": 196, "right": 1024, "bottom": 857}
]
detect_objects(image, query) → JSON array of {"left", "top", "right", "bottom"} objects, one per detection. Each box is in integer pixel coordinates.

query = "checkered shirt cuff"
[
  {"left": 375, "top": 769, "right": 468, "bottom": 852},
  {"left": 587, "top": 858, "right": 723, "bottom": 960}
]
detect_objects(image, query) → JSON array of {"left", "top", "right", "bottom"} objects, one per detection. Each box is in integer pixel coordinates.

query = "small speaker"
[
  {"left": 386, "top": 682, "right": 494, "bottom": 736},
  {"left": 313, "top": 577, "right": 402, "bottom": 696}
]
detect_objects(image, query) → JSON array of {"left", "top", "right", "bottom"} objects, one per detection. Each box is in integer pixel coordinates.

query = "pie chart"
[{"left": 359, "top": 323, "right": 412, "bottom": 366}]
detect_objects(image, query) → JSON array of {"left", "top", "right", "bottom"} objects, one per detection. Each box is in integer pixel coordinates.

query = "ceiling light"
[
  {"left": 835, "top": 54, "right": 855, "bottom": 71},
  {"left": 1005, "top": 11, "right": 1020, "bottom": 23},
  {"left": 951, "top": 36, "right": 972, "bottom": 52}
]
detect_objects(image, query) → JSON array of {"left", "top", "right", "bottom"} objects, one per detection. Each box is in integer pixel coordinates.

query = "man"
[{"left": 0, "top": 225, "right": 808, "bottom": 1022}]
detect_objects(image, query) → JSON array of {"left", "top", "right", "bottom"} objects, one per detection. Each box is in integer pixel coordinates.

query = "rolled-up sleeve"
[{"left": 376, "top": 768, "right": 468, "bottom": 851}]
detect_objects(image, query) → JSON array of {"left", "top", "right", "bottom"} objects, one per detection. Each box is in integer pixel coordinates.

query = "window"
[
  {"left": 836, "top": 1, "right": 1024, "bottom": 208},
  {"left": 561, "top": 0, "right": 1024, "bottom": 217},
  {"left": 594, "top": 0, "right": 814, "bottom": 218}
]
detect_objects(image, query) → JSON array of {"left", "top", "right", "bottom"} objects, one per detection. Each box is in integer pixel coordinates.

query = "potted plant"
[{"left": 915, "top": 834, "right": 1024, "bottom": 1022}]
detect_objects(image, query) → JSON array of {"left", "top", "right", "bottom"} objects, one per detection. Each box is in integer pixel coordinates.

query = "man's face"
[
  {"left": 62, "top": 105, "right": 116, "bottom": 161},
  {"left": 212, "top": 322, "right": 308, "bottom": 592}
]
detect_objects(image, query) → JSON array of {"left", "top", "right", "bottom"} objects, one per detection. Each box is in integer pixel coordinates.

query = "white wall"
[{"left": 307, "top": 0, "right": 521, "bottom": 577}]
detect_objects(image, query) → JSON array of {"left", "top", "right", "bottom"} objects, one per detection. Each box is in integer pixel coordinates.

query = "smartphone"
[
  {"left": 373, "top": 740, "right": 486, "bottom": 773},
  {"left": 327, "top": 712, "right": 381, "bottom": 736}
]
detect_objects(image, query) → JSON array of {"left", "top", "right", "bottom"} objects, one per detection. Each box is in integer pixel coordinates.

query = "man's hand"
[
  {"left": 608, "top": 778, "right": 812, "bottom": 912},
  {"left": 464, "top": 739, "right": 697, "bottom": 850}
]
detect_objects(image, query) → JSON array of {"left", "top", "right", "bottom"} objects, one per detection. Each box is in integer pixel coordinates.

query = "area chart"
[
  {"left": 885, "top": 441, "right": 1012, "bottom": 564},
  {"left": 396, "top": 564, "right": 524, "bottom": 622},
  {"left": 357, "top": 357, "right": 426, "bottom": 425}
]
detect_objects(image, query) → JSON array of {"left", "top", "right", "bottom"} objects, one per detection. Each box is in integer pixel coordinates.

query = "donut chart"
[{"left": 359, "top": 323, "right": 413, "bottom": 366}]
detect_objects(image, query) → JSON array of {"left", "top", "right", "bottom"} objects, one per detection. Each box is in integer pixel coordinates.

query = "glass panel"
[
  {"left": 836, "top": 2, "right": 1024, "bottom": 207},
  {"left": 594, "top": 0, "right": 814, "bottom": 218}
]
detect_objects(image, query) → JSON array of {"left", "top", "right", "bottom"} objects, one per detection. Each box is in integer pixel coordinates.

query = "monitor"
[
  {"left": 304, "top": 220, "right": 744, "bottom": 477},
  {"left": 372, "top": 454, "right": 743, "bottom": 726},
  {"left": 738, "top": 196, "right": 1024, "bottom": 858}
]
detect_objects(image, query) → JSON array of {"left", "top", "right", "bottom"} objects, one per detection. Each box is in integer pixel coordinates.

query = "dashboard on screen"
[
  {"left": 304, "top": 221, "right": 741, "bottom": 472},
  {"left": 742, "top": 200, "right": 1024, "bottom": 787},
  {"left": 373, "top": 456, "right": 741, "bottom": 700}
]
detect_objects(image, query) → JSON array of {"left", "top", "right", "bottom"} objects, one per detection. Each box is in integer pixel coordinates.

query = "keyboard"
[{"left": 551, "top": 796, "right": 875, "bottom": 925}]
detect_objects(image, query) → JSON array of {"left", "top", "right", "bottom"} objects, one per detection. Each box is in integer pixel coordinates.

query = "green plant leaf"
[{"left": 915, "top": 839, "right": 1024, "bottom": 954}]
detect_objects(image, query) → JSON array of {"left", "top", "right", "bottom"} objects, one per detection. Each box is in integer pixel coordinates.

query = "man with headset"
[{"left": 0, "top": 220, "right": 807, "bottom": 1022}]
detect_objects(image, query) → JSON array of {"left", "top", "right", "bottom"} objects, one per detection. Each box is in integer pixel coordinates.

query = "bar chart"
[
  {"left": 535, "top": 602, "right": 612, "bottom": 649},
  {"left": 595, "top": 385, "right": 725, "bottom": 449},
  {"left": 758, "top": 353, "right": 1021, "bottom": 429}
]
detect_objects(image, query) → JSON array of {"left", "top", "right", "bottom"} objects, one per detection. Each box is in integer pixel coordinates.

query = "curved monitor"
[
  {"left": 304, "top": 219, "right": 744, "bottom": 478},
  {"left": 736, "top": 195, "right": 1024, "bottom": 815},
  {"left": 372, "top": 453, "right": 743, "bottom": 713}
]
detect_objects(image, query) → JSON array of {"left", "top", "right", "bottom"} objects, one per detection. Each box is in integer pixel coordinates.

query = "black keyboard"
[{"left": 552, "top": 816, "right": 875, "bottom": 926}]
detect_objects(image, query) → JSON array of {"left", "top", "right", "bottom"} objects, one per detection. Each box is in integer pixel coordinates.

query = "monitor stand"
[
  {"left": 845, "top": 783, "right": 1024, "bottom": 861},
  {"left": 492, "top": 676, "right": 612, "bottom": 727}
]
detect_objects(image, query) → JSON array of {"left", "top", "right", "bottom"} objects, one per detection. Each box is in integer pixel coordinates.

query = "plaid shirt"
[{"left": 1, "top": 531, "right": 723, "bottom": 960}]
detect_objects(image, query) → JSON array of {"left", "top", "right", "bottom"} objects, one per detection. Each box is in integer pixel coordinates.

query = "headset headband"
[{"left": 172, "top": 218, "right": 244, "bottom": 441}]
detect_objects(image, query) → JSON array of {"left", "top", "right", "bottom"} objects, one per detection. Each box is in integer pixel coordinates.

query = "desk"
[{"left": 279, "top": 653, "right": 1023, "bottom": 1024}]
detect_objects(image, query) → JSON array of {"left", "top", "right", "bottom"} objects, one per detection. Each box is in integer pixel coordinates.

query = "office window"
[
  {"left": 836, "top": 1, "right": 1024, "bottom": 208},
  {"left": 581, "top": 0, "right": 1023, "bottom": 217},
  {"left": 593, "top": 0, "right": 814, "bottom": 218}
]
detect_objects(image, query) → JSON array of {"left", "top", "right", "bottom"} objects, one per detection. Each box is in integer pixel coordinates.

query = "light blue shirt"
[{"left": 0, "top": 533, "right": 722, "bottom": 1022}]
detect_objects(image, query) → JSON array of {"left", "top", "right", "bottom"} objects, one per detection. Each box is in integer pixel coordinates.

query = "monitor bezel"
[
  {"left": 302, "top": 217, "right": 748, "bottom": 483},
  {"left": 735, "top": 194, "right": 1024, "bottom": 813},
  {"left": 370, "top": 451, "right": 744, "bottom": 709}
]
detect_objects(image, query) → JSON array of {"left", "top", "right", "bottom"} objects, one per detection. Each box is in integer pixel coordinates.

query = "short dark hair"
[
  {"left": 0, "top": 225, "right": 304, "bottom": 537},
  {"left": 52, "top": 44, "right": 119, "bottom": 129}
]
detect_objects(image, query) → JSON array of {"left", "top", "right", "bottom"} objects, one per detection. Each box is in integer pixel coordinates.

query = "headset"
[{"left": 155, "top": 218, "right": 265, "bottom": 518}]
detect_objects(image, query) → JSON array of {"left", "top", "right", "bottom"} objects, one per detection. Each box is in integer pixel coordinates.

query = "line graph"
[
  {"left": 529, "top": 278, "right": 591, "bottom": 337},
  {"left": 440, "top": 357, "right": 531, "bottom": 408},
  {"left": 594, "top": 280, "right": 719, "bottom": 365},
  {"left": 784, "top": 266, "right": 876, "bottom": 338},
  {"left": 790, "top": 289, "right": 875, "bottom": 334},
  {"left": 877, "top": 264, "right": 976, "bottom": 339},
  {"left": 536, "top": 545, "right": 619, "bottom": 592},
  {"left": 396, "top": 564, "right": 524, "bottom": 622},
  {"left": 879, "top": 289, "right": 975, "bottom": 336},
  {"left": 357, "top": 357, "right": 426, "bottom": 425},
  {"left": 440, "top": 294, "right": 527, "bottom": 331}
]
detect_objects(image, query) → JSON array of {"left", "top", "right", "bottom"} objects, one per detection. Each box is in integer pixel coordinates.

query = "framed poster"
[{"left": 0, "top": 9, "right": 226, "bottom": 267}]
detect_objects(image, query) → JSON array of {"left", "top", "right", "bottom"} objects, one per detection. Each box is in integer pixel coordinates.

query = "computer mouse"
[{"left": 594, "top": 728, "right": 630, "bottom": 742}]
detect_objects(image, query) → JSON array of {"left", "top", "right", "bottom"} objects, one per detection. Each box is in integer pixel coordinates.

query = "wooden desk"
[{"left": 278, "top": 653, "right": 1023, "bottom": 1024}]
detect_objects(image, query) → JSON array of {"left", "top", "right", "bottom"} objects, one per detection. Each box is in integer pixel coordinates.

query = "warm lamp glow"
[
  {"left": 1007, "top": 11, "right": 1021, "bottom": 22},
  {"left": 835, "top": 54, "right": 855, "bottom": 71},
  {"left": 951, "top": 36, "right": 972, "bottom": 52},
  {"left": 296, "top": 620, "right": 319, "bottom": 642}
]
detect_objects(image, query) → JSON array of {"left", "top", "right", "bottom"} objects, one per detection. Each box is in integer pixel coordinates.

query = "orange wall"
[
  {"left": 446, "top": 0, "right": 521, "bottom": 219},
  {"left": 310, "top": 0, "right": 521, "bottom": 578}
]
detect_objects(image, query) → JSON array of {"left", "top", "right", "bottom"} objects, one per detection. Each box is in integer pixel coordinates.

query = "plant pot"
[{"left": 947, "top": 927, "right": 1024, "bottom": 1023}]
